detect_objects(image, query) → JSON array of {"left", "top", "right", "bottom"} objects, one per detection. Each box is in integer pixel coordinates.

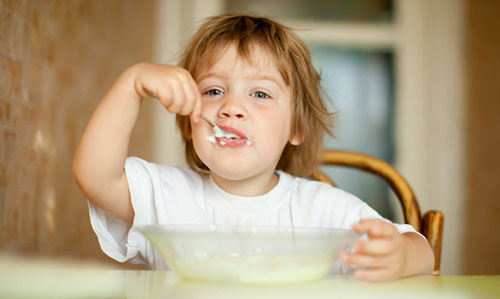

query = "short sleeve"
[
  {"left": 357, "top": 202, "right": 425, "bottom": 238},
  {"left": 88, "top": 157, "right": 158, "bottom": 267}
]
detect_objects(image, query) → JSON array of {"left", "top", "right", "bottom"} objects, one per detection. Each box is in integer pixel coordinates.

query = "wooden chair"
[{"left": 312, "top": 150, "right": 444, "bottom": 275}]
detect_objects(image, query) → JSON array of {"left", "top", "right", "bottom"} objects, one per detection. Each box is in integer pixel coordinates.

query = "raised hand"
[{"left": 133, "top": 63, "right": 202, "bottom": 122}]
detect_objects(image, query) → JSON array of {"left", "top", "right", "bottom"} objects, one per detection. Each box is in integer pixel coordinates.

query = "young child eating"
[{"left": 73, "top": 13, "right": 434, "bottom": 281}]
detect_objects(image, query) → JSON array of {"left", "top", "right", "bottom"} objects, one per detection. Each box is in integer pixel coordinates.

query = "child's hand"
[
  {"left": 132, "top": 63, "right": 202, "bottom": 122},
  {"left": 342, "top": 219, "right": 412, "bottom": 281}
]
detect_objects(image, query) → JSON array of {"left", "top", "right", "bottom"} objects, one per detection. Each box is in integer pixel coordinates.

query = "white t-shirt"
[{"left": 89, "top": 157, "right": 419, "bottom": 271}]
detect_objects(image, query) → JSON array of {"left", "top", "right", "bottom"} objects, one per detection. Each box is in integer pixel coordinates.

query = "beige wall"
[
  {"left": 463, "top": 0, "right": 500, "bottom": 275},
  {"left": 0, "top": 0, "right": 155, "bottom": 265}
]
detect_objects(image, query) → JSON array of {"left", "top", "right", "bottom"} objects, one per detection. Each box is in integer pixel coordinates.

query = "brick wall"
[{"left": 0, "top": 0, "right": 155, "bottom": 264}]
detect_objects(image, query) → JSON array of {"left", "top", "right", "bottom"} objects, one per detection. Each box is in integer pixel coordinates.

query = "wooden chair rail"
[
  {"left": 316, "top": 151, "right": 422, "bottom": 230},
  {"left": 422, "top": 210, "right": 444, "bottom": 275},
  {"left": 313, "top": 150, "right": 444, "bottom": 275}
]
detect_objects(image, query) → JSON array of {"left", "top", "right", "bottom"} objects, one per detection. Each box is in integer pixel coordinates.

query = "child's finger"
[
  {"left": 187, "top": 75, "right": 200, "bottom": 99},
  {"left": 179, "top": 83, "right": 197, "bottom": 116},
  {"left": 164, "top": 82, "right": 185, "bottom": 114},
  {"left": 190, "top": 79, "right": 202, "bottom": 122},
  {"left": 153, "top": 84, "right": 172, "bottom": 106},
  {"left": 354, "top": 239, "right": 394, "bottom": 256},
  {"left": 353, "top": 219, "right": 397, "bottom": 238},
  {"left": 342, "top": 252, "right": 385, "bottom": 268},
  {"left": 353, "top": 267, "right": 394, "bottom": 281},
  {"left": 191, "top": 92, "right": 203, "bottom": 123}
]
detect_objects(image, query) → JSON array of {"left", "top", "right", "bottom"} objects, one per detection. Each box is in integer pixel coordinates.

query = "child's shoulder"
[
  {"left": 282, "top": 171, "right": 366, "bottom": 207},
  {"left": 280, "top": 171, "right": 373, "bottom": 227}
]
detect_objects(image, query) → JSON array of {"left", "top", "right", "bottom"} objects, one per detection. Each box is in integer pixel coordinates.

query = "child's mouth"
[
  {"left": 206, "top": 125, "right": 252, "bottom": 147},
  {"left": 206, "top": 135, "right": 253, "bottom": 147},
  {"left": 214, "top": 137, "right": 252, "bottom": 146}
]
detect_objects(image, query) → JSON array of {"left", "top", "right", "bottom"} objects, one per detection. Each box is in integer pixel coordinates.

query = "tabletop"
[{"left": 1, "top": 256, "right": 499, "bottom": 298}]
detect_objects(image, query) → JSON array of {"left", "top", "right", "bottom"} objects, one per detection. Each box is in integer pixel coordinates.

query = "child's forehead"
[{"left": 196, "top": 43, "right": 284, "bottom": 79}]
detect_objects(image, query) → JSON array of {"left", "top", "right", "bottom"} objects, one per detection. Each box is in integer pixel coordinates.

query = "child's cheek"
[{"left": 191, "top": 122, "right": 204, "bottom": 139}]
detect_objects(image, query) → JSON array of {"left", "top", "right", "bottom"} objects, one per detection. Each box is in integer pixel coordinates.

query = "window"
[
  {"left": 226, "top": 0, "right": 393, "bottom": 23},
  {"left": 226, "top": 0, "right": 398, "bottom": 220},
  {"left": 312, "top": 45, "right": 395, "bottom": 219}
]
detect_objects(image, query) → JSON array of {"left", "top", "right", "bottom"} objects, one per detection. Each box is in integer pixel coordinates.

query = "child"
[{"left": 73, "top": 14, "right": 434, "bottom": 281}]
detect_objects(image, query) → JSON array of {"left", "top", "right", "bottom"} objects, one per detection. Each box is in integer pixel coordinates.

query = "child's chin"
[{"left": 210, "top": 167, "right": 255, "bottom": 181}]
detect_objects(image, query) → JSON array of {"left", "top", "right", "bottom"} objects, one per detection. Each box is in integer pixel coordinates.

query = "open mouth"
[
  {"left": 206, "top": 135, "right": 253, "bottom": 147},
  {"left": 206, "top": 125, "right": 252, "bottom": 147},
  {"left": 215, "top": 137, "right": 252, "bottom": 146}
]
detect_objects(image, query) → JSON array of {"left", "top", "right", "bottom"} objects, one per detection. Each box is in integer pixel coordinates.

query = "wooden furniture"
[{"left": 312, "top": 150, "right": 444, "bottom": 275}]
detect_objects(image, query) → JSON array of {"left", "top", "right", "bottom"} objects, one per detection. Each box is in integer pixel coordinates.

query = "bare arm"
[
  {"left": 400, "top": 231, "right": 435, "bottom": 277},
  {"left": 72, "top": 63, "right": 202, "bottom": 223}
]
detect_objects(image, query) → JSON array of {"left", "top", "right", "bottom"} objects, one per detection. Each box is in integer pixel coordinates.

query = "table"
[
  {"left": 1, "top": 256, "right": 499, "bottom": 298},
  {"left": 122, "top": 271, "right": 500, "bottom": 299}
]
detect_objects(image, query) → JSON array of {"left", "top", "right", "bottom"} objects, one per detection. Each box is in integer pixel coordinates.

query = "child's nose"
[{"left": 218, "top": 95, "right": 246, "bottom": 120}]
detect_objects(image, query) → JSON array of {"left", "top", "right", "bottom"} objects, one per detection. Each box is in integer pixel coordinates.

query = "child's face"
[{"left": 190, "top": 44, "right": 299, "bottom": 186}]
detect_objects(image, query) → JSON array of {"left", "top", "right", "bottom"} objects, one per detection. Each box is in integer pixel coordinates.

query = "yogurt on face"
[{"left": 206, "top": 135, "right": 217, "bottom": 144}]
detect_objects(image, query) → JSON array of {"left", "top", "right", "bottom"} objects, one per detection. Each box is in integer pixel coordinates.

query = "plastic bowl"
[{"left": 139, "top": 224, "right": 360, "bottom": 284}]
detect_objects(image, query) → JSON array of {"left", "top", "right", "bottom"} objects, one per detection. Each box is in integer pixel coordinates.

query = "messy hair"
[{"left": 176, "top": 14, "right": 334, "bottom": 177}]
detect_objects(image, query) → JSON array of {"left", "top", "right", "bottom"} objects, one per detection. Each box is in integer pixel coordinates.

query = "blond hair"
[{"left": 176, "top": 14, "right": 334, "bottom": 177}]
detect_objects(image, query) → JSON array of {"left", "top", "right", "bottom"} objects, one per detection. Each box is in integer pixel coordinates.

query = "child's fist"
[{"left": 132, "top": 63, "right": 202, "bottom": 122}]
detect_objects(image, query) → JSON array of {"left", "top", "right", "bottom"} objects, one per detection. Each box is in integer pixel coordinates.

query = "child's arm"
[
  {"left": 72, "top": 63, "right": 202, "bottom": 223},
  {"left": 341, "top": 219, "right": 434, "bottom": 281}
]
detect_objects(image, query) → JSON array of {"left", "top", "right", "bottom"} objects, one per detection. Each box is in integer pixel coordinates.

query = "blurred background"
[{"left": 0, "top": 0, "right": 498, "bottom": 275}]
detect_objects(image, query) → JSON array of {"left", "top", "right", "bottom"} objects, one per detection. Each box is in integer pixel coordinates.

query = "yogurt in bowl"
[{"left": 139, "top": 224, "right": 360, "bottom": 284}]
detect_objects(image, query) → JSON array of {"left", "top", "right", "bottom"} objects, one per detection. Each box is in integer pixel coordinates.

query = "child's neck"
[{"left": 210, "top": 171, "right": 279, "bottom": 197}]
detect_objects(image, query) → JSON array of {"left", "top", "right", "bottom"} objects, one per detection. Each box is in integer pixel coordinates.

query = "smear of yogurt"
[{"left": 206, "top": 135, "right": 216, "bottom": 144}]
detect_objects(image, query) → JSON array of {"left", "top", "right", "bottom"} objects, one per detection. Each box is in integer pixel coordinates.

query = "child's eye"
[
  {"left": 205, "top": 89, "right": 224, "bottom": 96},
  {"left": 251, "top": 91, "right": 270, "bottom": 99}
]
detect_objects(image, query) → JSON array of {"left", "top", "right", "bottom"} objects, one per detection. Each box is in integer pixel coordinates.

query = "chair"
[{"left": 312, "top": 150, "right": 444, "bottom": 275}]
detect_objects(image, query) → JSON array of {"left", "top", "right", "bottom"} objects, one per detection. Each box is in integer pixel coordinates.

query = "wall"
[
  {"left": 463, "top": 0, "right": 500, "bottom": 275},
  {"left": 0, "top": 0, "right": 155, "bottom": 265},
  {"left": 150, "top": 0, "right": 224, "bottom": 166},
  {"left": 395, "top": 0, "right": 465, "bottom": 274}
]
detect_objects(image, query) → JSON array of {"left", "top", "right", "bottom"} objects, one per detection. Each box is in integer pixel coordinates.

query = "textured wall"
[{"left": 0, "top": 0, "right": 155, "bottom": 265}]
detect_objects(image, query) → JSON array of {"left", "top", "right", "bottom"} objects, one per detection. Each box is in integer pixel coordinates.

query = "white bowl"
[{"left": 139, "top": 224, "right": 360, "bottom": 284}]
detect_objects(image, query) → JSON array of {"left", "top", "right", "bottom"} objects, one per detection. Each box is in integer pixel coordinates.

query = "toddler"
[{"left": 73, "top": 14, "right": 434, "bottom": 281}]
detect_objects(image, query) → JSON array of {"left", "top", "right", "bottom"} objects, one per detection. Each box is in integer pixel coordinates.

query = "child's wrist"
[
  {"left": 401, "top": 232, "right": 431, "bottom": 277},
  {"left": 115, "top": 63, "right": 147, "bottom": 102}
]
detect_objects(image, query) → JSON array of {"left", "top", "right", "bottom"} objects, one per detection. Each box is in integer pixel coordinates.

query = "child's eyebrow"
[
  {"left": 197, "top": 72, "right": 226, "bottom": 83},
  {"left": 251, "top": 74, "right": 284, "bottom": 91},
  {"left": 198, "top": 72, "right": 284, "bottom": 91}
]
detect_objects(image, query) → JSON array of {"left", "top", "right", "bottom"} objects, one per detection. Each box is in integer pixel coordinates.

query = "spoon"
[
  {"left": 142, "top": 87, "right": 241, "bottom": 139},
  {"left": 200, "top": 115, "right": 241, "bottom": 139}
]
